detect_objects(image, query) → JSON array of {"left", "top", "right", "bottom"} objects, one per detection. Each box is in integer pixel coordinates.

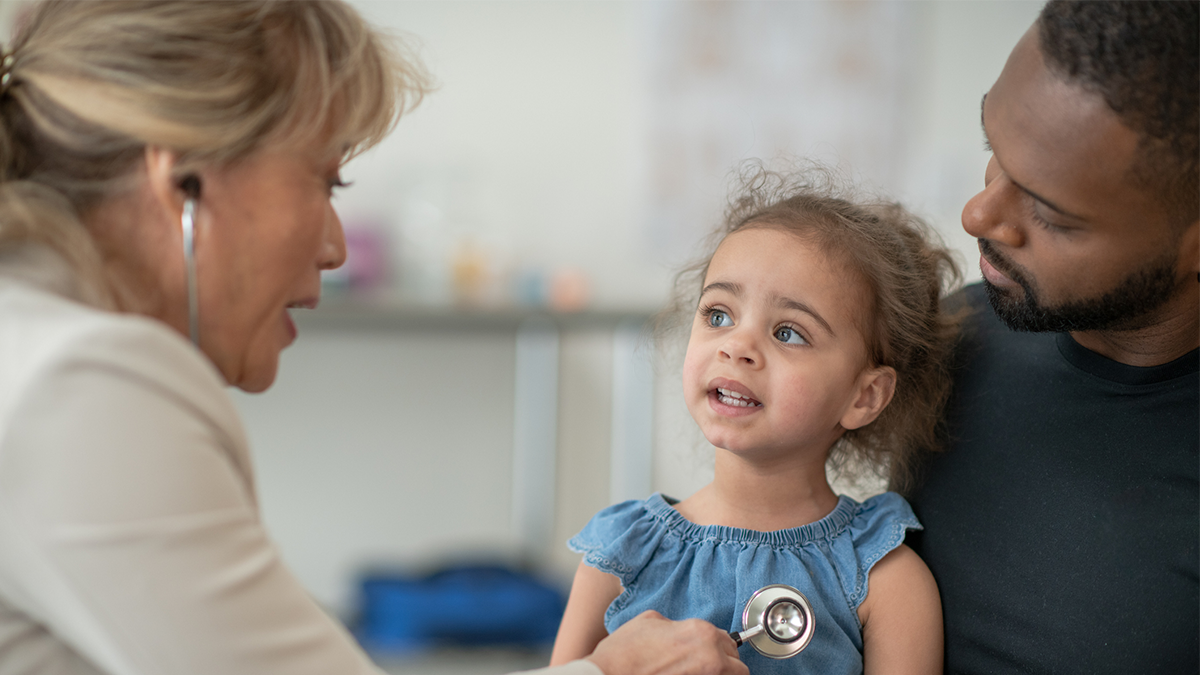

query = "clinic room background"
[
  {"left": 0, "top": 0, "right": 1042, "bottom": 652},
  {"left": 235, "top": 0, "right": 1042, "bottom": 623}
]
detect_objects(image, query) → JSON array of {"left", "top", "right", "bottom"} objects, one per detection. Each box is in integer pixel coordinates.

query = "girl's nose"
[
  {"left": 718, "top": 330, "right": 762, "bottom": 367},
  {"left": 962, "top": 157, "right": 1025, "bottom": 249}
]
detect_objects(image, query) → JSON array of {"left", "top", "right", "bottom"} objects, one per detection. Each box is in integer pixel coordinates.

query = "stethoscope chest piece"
[{"left": 734, "top": 584, "right": 815, "bottom": 659}]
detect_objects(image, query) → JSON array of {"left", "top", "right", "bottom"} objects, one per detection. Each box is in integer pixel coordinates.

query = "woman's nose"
[
  {"left": 320, "top": 207, "right": 347, "bottom": 271},
  {"left": 962, "top": 157, "right": 1025, "bottom": 249}
]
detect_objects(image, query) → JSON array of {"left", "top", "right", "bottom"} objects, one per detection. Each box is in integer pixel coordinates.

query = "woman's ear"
[
  {"left": 143, "top": 146, "right": 202, "bottom": 220},
  {"left": 143, "top": 146, "right": 184, "bottom": 214},
  {"left": 840, "top": 365, "right": 896, "bottom": 431}
]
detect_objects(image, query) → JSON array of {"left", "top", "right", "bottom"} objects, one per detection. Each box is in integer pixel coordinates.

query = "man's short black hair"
[{"left": 1039, "top": 0, "right": 1199, "bottom": 225}]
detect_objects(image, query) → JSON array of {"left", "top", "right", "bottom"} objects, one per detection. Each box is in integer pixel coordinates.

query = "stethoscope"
[
  {"left": 180, "top": 175, "right": 202, "bottom": 347},
  {"left": 728, "top": 584, "right": 816, "bottom": 659}
]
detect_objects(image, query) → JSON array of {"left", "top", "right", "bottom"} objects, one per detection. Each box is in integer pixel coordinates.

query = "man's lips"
[
  {"left": 979, "top": 253, "right": 1014, "bottom": 286},
  {"left": 978, "top": 242, "right": 1019, "bottom": 289}
]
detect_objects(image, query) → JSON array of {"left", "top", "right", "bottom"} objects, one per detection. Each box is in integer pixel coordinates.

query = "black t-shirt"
[{"left": 907, "top": 284, "right": 1199, "bottom": 674}]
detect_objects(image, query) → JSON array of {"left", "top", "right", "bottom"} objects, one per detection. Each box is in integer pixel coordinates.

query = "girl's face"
[
  {"left": 682, "top": 226, "right": 892, "bottom": 461},
  {"left": 192, "top": 141, "right": 347, "bottom": 392}
]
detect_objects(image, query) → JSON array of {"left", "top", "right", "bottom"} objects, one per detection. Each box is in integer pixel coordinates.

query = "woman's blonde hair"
[
  {"left": 662, "top": 162, "right": 962, "bottom": 491},
  {"left": 0, "top": 0, "right": 430, "bottom": 306}
]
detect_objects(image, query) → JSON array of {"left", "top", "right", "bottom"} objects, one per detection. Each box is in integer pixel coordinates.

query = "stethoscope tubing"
[
  {"left": 181, "top": 197, "right": 199, "bottom": 347},
  {"left": 729, "top": 623, "right": 764, "bottom": 646}
]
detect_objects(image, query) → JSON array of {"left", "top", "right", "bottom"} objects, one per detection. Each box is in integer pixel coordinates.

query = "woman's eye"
[
  {"left": 327, "top": 176, "right": 352, "bottom": 195},
  {"left": 707, "top": 310, "right": 733, "bottom": 328},
  {"left": 774, "top": 326, "right": 807, "bottom": 345}
]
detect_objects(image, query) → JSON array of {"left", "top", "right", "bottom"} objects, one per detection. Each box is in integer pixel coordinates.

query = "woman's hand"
[{"left": 586, "top": 611, "right": 747, "bottom": 675}]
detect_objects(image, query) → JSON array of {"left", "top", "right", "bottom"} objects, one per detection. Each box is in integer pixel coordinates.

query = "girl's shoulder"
[
  {"left": 568, "top": 493, "right": 677, "bottom": 579},
  {"left": 834, "top": 491, "right": 924, "bottom": 611},
  {"left": 843, "top": 491, "right": 922, "bottom": 557}
]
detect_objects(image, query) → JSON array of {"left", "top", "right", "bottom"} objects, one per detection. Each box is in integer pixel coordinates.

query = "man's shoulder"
[
  {"left": 945, "top": 283, "right": 1000, "bottom": 333},
  {"left": 943, "top": 282, "right": 1036, "bottom": 364},
  {"left": 944, "top": 282, "right": 987, "bottom": 313}
]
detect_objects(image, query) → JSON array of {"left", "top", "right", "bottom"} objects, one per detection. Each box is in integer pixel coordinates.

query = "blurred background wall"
[
  {"left": 0, "top": 0, "right": 1044, "bottom": 633},
  {"left": 227, "top": 0, "right": 1045, "bottom": 621},
  {"left": 0, "top": 0, "right": 1046, "bottom": 669}
]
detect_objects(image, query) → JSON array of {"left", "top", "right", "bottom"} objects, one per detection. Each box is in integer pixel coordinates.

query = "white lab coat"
[{"left": 0, "top": 258, "right": 598, "bottom": 675}]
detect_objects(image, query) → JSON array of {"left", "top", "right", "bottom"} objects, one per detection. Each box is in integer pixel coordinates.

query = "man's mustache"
[{"left": 978, "top": 238, "right": 1027, "bottom": 288}]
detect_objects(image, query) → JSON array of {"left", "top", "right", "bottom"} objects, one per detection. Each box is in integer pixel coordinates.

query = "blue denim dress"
[{"left": 568, "top": 492, "right": 920, "bottom": 675}]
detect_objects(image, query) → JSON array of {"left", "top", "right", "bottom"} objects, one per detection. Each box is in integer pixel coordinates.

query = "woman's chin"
[
  {"left": 232, "top": 355, "right": 281, "bottom": 393},
  {"left": 231, "top": 321, "right": 293, "bottom": 392},
  {"left": 236, "top": 376, "right": 275, "bottom": 394}
]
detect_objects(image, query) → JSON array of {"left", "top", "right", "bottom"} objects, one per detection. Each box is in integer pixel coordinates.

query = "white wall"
[
  {"left": 337, "top": 1, "right": 654, "bottom": 309},
  {"left": 236, "top": 0, "right": 1046, "bottom": 617},
  {"left": 235, "top": 328, "right": 518, "bottom": 611},
  {"left": 899, "top": 0, "right": 1046, "bottom": 272}
]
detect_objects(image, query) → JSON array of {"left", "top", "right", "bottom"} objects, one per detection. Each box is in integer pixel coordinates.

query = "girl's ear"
[{"left": 841, "top": 365, "right": 896, "bottom": 431}]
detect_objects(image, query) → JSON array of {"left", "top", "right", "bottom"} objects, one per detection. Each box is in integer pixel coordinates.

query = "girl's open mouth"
[{"left": 714, "top": 387, "right": 762, "bottom": 408}]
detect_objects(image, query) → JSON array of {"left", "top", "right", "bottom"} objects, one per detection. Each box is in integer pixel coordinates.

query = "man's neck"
[{"left": 1070, "top": 287, "right": 1199, "bottom": 366}]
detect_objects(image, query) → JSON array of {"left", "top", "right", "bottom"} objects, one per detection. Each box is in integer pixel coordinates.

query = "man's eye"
[{"left": 774, "top": 326, "right": 807, "bottom": 345}]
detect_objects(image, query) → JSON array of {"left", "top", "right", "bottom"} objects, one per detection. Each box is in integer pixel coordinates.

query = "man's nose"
[{"left": 962, "top": 164, "right": 1026, "bottom": 249}]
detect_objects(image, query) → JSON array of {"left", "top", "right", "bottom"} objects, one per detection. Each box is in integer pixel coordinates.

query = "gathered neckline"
[{"left": 645, "top": 492, "right": 860, "bottom": 547}]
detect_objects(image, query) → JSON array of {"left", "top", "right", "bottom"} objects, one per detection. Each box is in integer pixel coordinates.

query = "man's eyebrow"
[
  {"left": 981, "top": 93, "right": 991, "bottom": 151},
  {"left": 979, "top": 92, "right": 1083, "bottom": 220},
  {"left": 776, "top": 295, "right": 834, "bottom": 337},
  {"left": 1016, "top": 183, "right": 1082, "bottom": 219}
]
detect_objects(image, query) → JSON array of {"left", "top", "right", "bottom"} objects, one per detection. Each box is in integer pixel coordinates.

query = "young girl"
[{"left": 549, "top": 165, "right": 959, "bottom": 674}]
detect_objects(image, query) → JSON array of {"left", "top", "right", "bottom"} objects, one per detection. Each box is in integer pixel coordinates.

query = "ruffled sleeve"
[
  {"left": 567, "top": 495, "right": 672, "bottom": 587},
  {"left": 837, "top": 491, "right": 922, "bottom": 610}
]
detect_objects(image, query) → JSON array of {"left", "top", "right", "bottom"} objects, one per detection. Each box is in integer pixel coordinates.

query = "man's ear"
[
  {"left": 1181, "top": 218, "right": 1199, "bottom": 277},
  {"left": 841, "top": 365, "right": 896, "bottom": 431}
]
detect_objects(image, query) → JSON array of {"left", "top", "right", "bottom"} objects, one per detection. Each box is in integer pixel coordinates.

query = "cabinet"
[{"left": 232, "top": 299, "right": 659, "bottom": 618}]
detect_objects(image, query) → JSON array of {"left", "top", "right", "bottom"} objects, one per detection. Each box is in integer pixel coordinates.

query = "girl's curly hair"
[{"left": 660, "top": 162, "right": 962, "bottom": 491}]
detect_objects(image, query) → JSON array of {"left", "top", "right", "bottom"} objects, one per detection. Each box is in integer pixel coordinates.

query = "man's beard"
[{"left": 979, "top": 239, "right": 1181, "bottom": 333}]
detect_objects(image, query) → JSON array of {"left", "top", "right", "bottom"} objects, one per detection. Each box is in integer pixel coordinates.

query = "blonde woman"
[{"left": 0, "top": 2, "right": 745, "bottom": 674}]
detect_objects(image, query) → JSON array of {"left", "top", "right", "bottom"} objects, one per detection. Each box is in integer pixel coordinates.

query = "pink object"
[{"left": 342, "top": 226, "right": 389, "bottom": 291}]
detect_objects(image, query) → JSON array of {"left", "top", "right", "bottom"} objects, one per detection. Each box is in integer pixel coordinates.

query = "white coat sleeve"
[
  {"left": 512, "top": 661, "right": 605, "bottom": 675},
  {"left": 0, "top": 320, "right": 384, "bottom": 675}
]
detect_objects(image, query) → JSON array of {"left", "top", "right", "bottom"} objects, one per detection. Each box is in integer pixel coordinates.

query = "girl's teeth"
[{"left": 716, "top": 388, "right": 761, "bottom": 407}]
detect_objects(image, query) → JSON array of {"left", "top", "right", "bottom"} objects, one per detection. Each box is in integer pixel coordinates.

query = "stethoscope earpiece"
[
  {"left": 179, "top": 174, "right": 201, "bottom": 199},
  {"left": 729, "top": 584, "right": 815, "bottom": 659}
]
